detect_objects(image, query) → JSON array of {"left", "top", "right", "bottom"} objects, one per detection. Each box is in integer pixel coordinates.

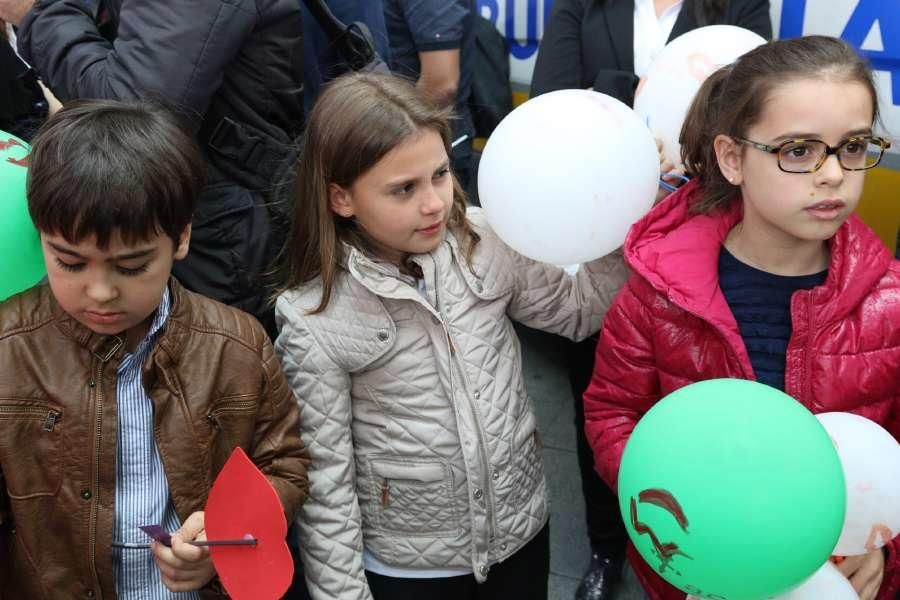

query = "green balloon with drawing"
[
  {"left": 0, "top": 131, "right": 45, "bottom": 301},
  {"left": 617, "top": 378, "right": 846, "bottom": 599}
]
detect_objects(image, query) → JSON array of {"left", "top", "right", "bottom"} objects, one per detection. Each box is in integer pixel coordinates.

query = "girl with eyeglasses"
[{"left": 583, "top": 35, "right": 899, "bottom": 600}]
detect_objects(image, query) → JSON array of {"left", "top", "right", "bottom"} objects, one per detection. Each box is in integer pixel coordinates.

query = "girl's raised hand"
[
  {"left": 151, "top": 511, "right": 217, "bottom": 592},
  {"left": 656, "top": 138, "right": 686, "bottom": 205}
]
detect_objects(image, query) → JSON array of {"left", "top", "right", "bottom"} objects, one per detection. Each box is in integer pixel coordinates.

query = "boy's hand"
[
  {"left": 836, "top": 550, "right": 885, "bottom": 600},
  {"left": 0, "top": 0, "right": 34, "bottom": 26},
  {"left": 151, "top": 511, "right": 216, "bottom": 592}
]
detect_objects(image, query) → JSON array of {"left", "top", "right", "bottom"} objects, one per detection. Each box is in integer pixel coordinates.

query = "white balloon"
[
  {"left": 634, "top": 25, "right": 767, "bottom": 168},
  {"left": 478, "top": 89, "right": 658, "bottom": 265},
  {"left": 770, "top": 562, "right": 858, "bottom": 600},
  {"left": 816, "top": 412, "right": 900, "bottom": 556}
]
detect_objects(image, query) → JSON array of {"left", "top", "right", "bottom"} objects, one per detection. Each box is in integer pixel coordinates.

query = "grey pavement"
[{"left": 517, "top": 324, "right": 649, "bottom": 600}]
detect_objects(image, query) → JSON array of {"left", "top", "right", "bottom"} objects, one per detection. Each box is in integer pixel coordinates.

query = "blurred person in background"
[{"left": 531, "top": 2, "right": 771, "bottom": 598}]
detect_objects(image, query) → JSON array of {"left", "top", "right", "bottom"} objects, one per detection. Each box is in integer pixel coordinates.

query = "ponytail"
[{"left": 680, "top": 65, "right": 737, "bottom": 214}]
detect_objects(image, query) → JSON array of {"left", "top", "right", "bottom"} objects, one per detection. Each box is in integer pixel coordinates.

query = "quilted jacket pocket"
[
  {"left": 0, "top": 400, "right": 63, "bottom": 499},
  {"left": 368, "top": 458, "right": 459, "bottom": 537},
  {"left": 507, "top": 411, "right": 544, "bottom": 510}
]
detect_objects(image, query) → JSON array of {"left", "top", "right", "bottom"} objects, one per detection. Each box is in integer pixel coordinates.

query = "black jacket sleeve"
[
  {"left": 530, "top": 0, "right": 586, "bottom": 96},
  {"left": 590, "top": 69, "right": 639, "bottom": 105},
  {"left": 733, "top": 0, "right": 773, "bottom": 39},
  {"left": 531, "top": 0, "right": 638, "bottom": 103},
  {"left": 17, "top": 0, "right": 257, "bottom": 129}
]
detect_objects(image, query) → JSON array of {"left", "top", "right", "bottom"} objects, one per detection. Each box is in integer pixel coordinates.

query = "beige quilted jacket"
[{"left": 275, "top": 210, "right": 629, "bottom": 600}]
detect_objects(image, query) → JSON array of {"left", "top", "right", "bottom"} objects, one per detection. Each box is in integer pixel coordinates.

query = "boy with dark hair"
[{"left": 0, "top": 99, "right": 309, "bottom": 599}]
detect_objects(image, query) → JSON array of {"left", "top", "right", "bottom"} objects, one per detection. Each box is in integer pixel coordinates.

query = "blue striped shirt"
[{"left": 111, "top": 288, "right": 199, "bottom": 600}]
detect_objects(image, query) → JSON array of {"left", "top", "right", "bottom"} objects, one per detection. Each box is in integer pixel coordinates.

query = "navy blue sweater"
[{"left": 718, "top": 248, "right": 828, "bottom": 391}]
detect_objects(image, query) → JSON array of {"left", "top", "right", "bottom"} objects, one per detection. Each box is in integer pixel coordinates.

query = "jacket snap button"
[
  {"left": 479, "top": 564, "right": 489, "bottom": 577},
  {"left": 474, "top": 281, "right": 483, "bottom": 292},
  {"left": 500, "top": 543, "right": 508, "bottom": 552},
  {"left": 473, "top": 488, "right": 483, "bottom": 500},
  {"left": 86, "top": 590, "right": 95, "bottom": 598},
  {"left": 80, "top": 489, "right": 92, "bottom": 500},
  {"left": 473, "top": 391, "right": 480, "bottom": 400},
  {"left": 491, "top": 470, "right": 499, "bottom": 481},
  {"left": 376, "top": 329, "right": 389, "bottom": 342}
]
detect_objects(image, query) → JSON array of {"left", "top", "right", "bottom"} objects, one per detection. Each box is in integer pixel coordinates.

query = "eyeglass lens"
[{"left": 777, "top": 139, "right": 885, "bottom": 172}]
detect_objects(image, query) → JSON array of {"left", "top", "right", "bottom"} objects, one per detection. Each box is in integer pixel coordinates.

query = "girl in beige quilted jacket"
[{"left": 274, "top": 72, "right": 629, "bottom": 600}]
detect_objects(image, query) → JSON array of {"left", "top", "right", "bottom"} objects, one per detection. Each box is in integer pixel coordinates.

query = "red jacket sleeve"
[{"left": 583, "top": 276, "right": 662, "bottom": 492}]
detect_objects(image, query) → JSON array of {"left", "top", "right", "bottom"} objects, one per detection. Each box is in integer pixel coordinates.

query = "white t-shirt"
[{"left": 633, "top": 0, "right": 684, "bottom": 77}]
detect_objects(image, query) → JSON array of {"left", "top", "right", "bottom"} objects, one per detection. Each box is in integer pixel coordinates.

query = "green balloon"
[
  {"left": 0, "top": 131, "right": 45, "bottom": 302},
  {"left": 617, "top": 379, "right": 845, "bottom": 600}
]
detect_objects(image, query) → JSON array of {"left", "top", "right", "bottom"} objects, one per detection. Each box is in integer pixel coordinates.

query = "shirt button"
[
  {"left": 80, "top": 489, "right": 92, "bottom": 500},
  {"left": 473, "top": 488, "right": 483, "bottom": 500},
  {"left": 479, "top": 564, "right": 489, "bottom": 577}
]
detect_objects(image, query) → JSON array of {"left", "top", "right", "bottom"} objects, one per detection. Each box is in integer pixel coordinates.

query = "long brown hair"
[
  {"left": 275, "top": 72, "right": 479, "bottom": 313},
  {"left": 680, "top": 35, "right": 879, "bottom": 214}
]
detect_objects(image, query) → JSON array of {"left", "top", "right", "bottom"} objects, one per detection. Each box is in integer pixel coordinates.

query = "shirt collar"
[
  {"left": 129, "top": 286, "right": 171, "bottom": 356},
  {"left": 633, "top": 0, "right": 683, "bottom": 18}
]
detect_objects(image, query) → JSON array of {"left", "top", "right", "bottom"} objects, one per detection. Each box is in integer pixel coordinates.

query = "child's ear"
[
  {"left": 174, "top": 223, "right": 191, "bottom": 260},
  {"left": 328, "top": 183, "right": 355, "bottom": 218},
  {"left": 714, "top": 134, "right": 744, "bottom": 185}
]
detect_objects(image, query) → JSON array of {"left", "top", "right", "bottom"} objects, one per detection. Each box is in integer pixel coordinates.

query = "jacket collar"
[
  {"left": 668, "top": 0, "right": 698, "bottom": 41},
  {"left": 602, "top": 0, "right": 693, "bottom": 73},
  {"left": 342, "top": 242, "right": 443, "bottom": 312},
  {"left": 625, "top": 179, "right": 894, "bottom": 329}
]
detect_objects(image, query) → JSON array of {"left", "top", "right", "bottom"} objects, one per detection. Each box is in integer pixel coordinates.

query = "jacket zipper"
[
  {"left": 88, "top": 338, "right": 121, "bottom": 600},
  {"left": 380, "top": 479, "right": 390, "bottom": 507},
  {"left": 0, "top": 406, "right": 61, "bottom": 431},
  {"left": 801, "top": 291, "right": 816, "bottom": 407},
  {"left": 206, "top": 400, "right": 256, "bottom": 425},
  {"left": 432, "top": 267, "right": 498, "bottom": 550},
  {"left": 668, "top": 293, "right": 752, "bottom": 379}
]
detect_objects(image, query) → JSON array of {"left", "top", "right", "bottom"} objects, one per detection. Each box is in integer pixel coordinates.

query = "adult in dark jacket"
[
  {"left": 531, "top": 0, "right": 771, "bottom": 101},
  {"left": 383, "top": 0, "right": 477, "bottom": 189},
  {"left": 302, "top": 0, "right": 390, "bottom": 112},
  {"left": 0, "top": 24, "right": 44, "bottom": 141},
  {"left": 2, "top": 0, "right": 305, "bottom": 337},
  {"left": 530, "top": 2, "right": 771, "bottom": 598}
]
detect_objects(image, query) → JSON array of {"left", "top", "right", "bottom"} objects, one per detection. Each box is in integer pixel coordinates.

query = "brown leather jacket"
[{"left": 0, "top": 280, "right": 309, "bottom": 600}]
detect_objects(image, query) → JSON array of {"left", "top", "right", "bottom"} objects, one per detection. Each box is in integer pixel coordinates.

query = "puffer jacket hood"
[{"left": 625, "top": 180, "right": 893, "bottom": 355}]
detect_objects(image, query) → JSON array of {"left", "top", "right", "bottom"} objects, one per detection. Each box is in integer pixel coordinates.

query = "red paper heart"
[{"left": 205, "top": 447, "right": 293, "bottom": 600}]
